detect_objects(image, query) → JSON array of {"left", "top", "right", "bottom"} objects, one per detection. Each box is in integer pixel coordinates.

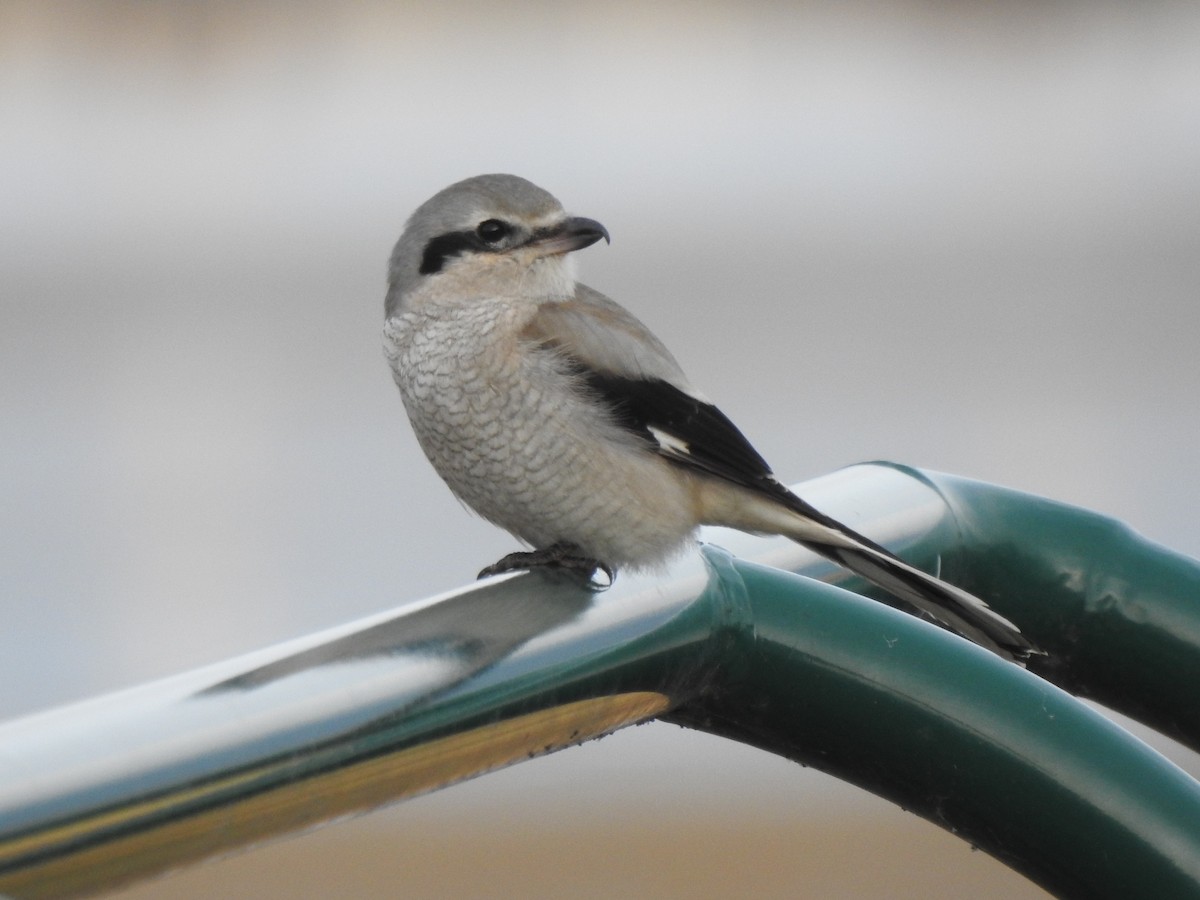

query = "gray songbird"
[{"left": 384, "top": 174, "right": 1037, "bottom": 661}]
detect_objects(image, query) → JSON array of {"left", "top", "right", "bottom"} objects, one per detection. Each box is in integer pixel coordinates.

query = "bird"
[{"left": 383, "top": 174, "right": 1038, "bottom": 662}]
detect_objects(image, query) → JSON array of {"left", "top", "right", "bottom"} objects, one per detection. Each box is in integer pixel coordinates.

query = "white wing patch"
[{"left": 648, "top": 426, "right": 691, "bottom": 457}]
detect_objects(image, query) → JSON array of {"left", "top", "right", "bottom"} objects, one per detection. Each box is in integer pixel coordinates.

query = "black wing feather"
[
  {"left": 580, "top": 373, "right": 773, "bottom": 484},
  {"left": 576, "top": 370, "right": 925, "bottom": 554},
  {"left": 573, "top": 370, "right": 1039, "bottom": 660}
]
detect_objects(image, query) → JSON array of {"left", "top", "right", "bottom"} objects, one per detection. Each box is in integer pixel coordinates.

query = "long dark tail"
[
  {"left": 798, "top": 533, "right": 1040, "bottom": 662},
  {"left": 758, "top": 486, "right": 1040, "bottom": 661}
]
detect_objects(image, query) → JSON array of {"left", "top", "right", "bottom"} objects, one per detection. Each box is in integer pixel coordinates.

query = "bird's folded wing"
[{"left": 524, "top": 290, "right": 805, "bottom": 508}]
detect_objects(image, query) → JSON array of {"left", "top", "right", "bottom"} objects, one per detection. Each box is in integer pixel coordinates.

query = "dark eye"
[{"left": 476, "top": 219, "right": 510, "bottom": 244}]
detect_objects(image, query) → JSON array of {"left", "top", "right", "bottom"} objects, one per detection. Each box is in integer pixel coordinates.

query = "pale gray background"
[{"left": 2, "top": 2, "right": 1198, "bottom": 897}]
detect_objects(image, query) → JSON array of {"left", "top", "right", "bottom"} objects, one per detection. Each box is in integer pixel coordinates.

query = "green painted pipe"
[
  {"left": 1, "top": 463, "right": 1198, "bottom": 897},
  {"left": 922, "top": 467, "right": 1200, "bottom": 751},
  {"left": 670, "top": 547, "right": 1200, "bottom": 898}
]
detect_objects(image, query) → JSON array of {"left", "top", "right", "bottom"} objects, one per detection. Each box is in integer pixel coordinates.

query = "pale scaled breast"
[
  {"left": 388, "top": 307, "right": 530, "bottom": 495},
  {"left": 386, "top": 305, "right": 699, "bottom": 564}
]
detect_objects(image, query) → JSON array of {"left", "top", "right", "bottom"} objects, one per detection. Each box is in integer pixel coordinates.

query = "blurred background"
[{"left": 3, "top": 1, "right": 1199, "bottom": 896}]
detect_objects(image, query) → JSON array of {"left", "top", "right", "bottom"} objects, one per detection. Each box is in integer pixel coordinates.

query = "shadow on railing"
[{"left": 2, "top": 463, "right": 1199, "bottom": 898}]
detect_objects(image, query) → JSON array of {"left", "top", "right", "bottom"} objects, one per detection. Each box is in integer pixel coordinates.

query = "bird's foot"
[{"left": 478, "top": 542, "right": 615, "bottom": 588}]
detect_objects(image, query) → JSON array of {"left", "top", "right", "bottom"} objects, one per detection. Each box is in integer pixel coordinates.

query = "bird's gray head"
[{"left": 385, "top": 174, "right": 609, "bottom": 318}]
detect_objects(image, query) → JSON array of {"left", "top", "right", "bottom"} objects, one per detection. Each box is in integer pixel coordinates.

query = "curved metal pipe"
[{"left": 0, "top": 463, "right": 1198, "bottom": 897}]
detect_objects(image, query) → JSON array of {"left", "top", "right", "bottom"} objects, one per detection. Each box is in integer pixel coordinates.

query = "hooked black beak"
[{"left": 530, "top": 216, "right": 611, "bottom": 256}]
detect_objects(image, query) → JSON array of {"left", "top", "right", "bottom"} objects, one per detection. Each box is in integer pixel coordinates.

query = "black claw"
[
  {"left": 477, "top": 551, "right": 539, "bottom": 579},
  {"left": 477, "top": 542, "right": 615, "bottom": 588}
]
